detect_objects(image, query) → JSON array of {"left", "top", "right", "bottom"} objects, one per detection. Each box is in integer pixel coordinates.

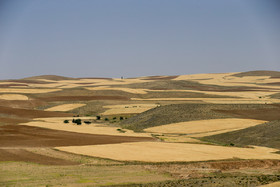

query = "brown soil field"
[
  {"left": 0, "top": 125, "right": 154, "bottom": 148},
  {"left": 146, "top": 159, "right": 280, "bottom": 178},
  {"left": 0, "top": 148, "right": 78, "bottom": 165},
  {"left": 215, "top": 107, "right": 280, "bottom": 121},
  {"left": 0, "top": 84, "right": 28, "bottom": 87},
  {"left": 0, "top": 117, "right": 28, "bottom": 125},
  {"left": 0, "top": 106, "right": 72, "bottom": 118},
  {"left": 45, "top": 103, "right": 86, "bottom": 111},
  {"left": 0, "top": 99, "right": 46, "bottom": 109}
]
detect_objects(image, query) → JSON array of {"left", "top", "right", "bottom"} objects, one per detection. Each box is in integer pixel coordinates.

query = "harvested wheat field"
[
  {"left": 0, "top": 94, "right": 28, "bottom": 100},
  {"left": 2, "top": 71, "right": 280, "bottom": 186},
  {"left": 86, "top": 86, "right": 149, "bottom": 94},
  {"left": 57, "top": 142, "right": 280, "bottom": 162},
  {"left": 145, "top": 118, "right": 267, "bottom": 137},
  {"left": 21, "top": 117, "right": 151, "bottom": 137},
  {"left": 0, "top": 88, "right": 61, "bottom": 93},
  {"left": 45, "top": 103, "right": 86, "bottom": 111}
]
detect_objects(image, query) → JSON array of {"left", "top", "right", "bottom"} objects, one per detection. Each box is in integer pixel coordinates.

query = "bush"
[
  {"left": 64, "top": 120, "right": 69, "bottom": 123},
  {"left": 84, "top": 121, "right": 91, "bottom": 124},
  {"left": 120, "top": 116, "right": 124, "bottom": 120},
  {"left": 72, "top": 118, "right": 82, "bottom": 125},
  {"left": 113, "top": 117, "right": 117, "bottom": 120},
  {"left": 96, "top": 116, "right": 101, "bottom": 120},
  {"left": 104, "top": 118, "right": 109, "bottom": 121},
  {"left": 117, "top": 128, "right": 126, "bottom": 133}
]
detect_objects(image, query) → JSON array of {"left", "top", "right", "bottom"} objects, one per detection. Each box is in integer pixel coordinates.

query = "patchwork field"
[
  {"left": 57, "top": 142, "right": 280, "bottom": 162},
  {"left": 144, "top": 118, "right": 267, "bottom": 137},
  {"left": 1, "top": 71, "right": 280, "bottom": 186}
]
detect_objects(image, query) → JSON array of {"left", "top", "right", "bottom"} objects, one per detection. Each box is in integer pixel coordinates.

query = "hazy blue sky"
[{"left": 0, "top": 0, "right": 279, "bottom": 79}]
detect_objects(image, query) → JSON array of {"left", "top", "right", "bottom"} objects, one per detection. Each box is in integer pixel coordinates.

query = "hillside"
[
  {"left": 201, "top": 120, "right": 280, "bottom": 149},
  {"left": 121, "top": 103, "right": 277, "bottom": 131},
  {"left": 24, "top": 75, "right": 76, "bottom": 80},
  {"left": 232, "top": 70, "right": 280, "bottom": 78}
]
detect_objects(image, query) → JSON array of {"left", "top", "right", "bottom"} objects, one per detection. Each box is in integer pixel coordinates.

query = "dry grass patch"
[
  {"left": 45, "top": 103, "right": 86, "bottom": 111},
  {"left": 176, "top": 73, "right": 280, "bottom": 90},
  {"left": 0, "top": 162, "right": 172, "bottom": 187},
  {"left": 131, "top": 97, "right": 280, "bottom": 104},
  {"left": 57, "top": 142, "right": 280, "bottom": 162},
  {"left": 261, "top": 181, "right": 280, "bottom": 187},
  {"left": 0, "top": 94, "right": 28, "bottom": 100},
  {"left": 102, "top": 104, "right": 158, "bottom": 115},
  {"left": 21, "top": 117, "right": 151, "bottom": 137},
  {"left": 145, "top": 118, "right": 267, "bottom": 137},
  {"left": 0, "top": 88, "right": 61, "bottom": 93},
  {"left": 86, "top": 86, "right": 149, "bottom": 94}
]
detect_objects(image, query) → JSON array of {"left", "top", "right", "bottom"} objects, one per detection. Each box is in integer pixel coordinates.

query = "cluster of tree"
[{"left": 63, "top": 119, "right": 91, "bottom": 125}]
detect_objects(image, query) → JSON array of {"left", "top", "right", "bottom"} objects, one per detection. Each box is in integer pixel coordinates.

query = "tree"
[
  {"left": 75, "top": 119, "right": 82, "bottom": 125},
  {"left": 96, "top": 116, "right": 101, "bottom": 120},
  {"left": 84, "top": 121, "right": 91, "bottom": 124}
]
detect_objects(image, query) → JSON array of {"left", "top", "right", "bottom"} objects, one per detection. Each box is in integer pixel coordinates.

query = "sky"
[{"left": 0, "top": 0, "right": 279, "bottom": 79}]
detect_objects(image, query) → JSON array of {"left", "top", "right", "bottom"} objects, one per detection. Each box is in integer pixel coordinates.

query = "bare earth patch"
[
  {"left": 0, "top": 94, "right": 28, "bottom": 100},
  {"left": 145, "top": 118, "right": 267, "bottom": 137},
  {"left": 57, "top": 142, "right": 280, "bottom": 162},
  {"left": 45, "top": 103, "right": 86, "bottom": 111}
]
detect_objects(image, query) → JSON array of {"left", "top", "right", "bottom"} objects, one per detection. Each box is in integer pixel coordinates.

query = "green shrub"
[
  {"left": 84, "top": 121, "right": 91, "bottom": 124},
  {"left": 72, "top": 118, "right": 82, "bottom": 125},
  {"left": 64, "top": 120, "right": 69, "bottom": 123},
  {"left": 117, "top": 128, "right": 126, "bottom": 133}
]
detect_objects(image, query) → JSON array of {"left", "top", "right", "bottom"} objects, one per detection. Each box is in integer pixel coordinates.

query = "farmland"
[{"left": 1, "top": 71, "right": 280, "bottom": 186}]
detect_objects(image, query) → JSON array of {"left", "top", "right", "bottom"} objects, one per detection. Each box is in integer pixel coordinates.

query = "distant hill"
[
  {"left": 201, "top": 120, "right": 280, "bottom": 150},
  {"left": 232, "top": 70, "right": 280, "bottom": 78},
  {"left": 23, "top": 75, "right": 76, "bottom": 81},
  {"left": 121, "top": 104, "right": 277, "bottom": 132}
]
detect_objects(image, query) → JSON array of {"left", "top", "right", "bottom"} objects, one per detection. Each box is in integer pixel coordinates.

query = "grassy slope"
[
  {"left": 270, "top": 93, "right": 280, "bottom": 99},
  {"left": 201, "top": 120, "right": 280, "bottom": 149},
  {"left": 121, "top": 104, "right": 276, "bottom": 132},
  {"left": 111, "top": 79, "right": 254, "bottom": 91},
  {"left": 232, "top": 70, "right": 280, "bottom": 78}
]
